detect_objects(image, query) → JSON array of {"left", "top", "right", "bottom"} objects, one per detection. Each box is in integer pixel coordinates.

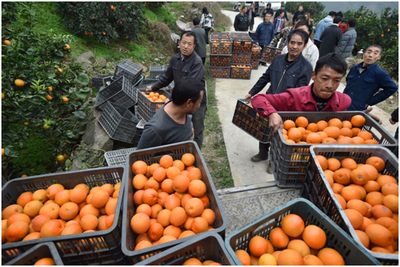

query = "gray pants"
[{"left": 192, "top": 105, "right": 207, "bottom": 149}]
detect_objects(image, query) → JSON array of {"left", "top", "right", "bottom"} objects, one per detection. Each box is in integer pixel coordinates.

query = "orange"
[
  {"left": 183, "top": 258, "right": 203, "bottom": 265},
  {"left": 150, "top": 204, "right": 163, "bottom": 219},
  {"left": 100, "top": 184, "right": 114, "bottom": 196},
  {"left": 188, "top": 180, "right": 207, "bottom": 197},
  {"left": 306, "top": 122, "right": 318, "bottom": 132},
  {"left": 39, "top": 202, "right": 60, "bottom": 219},
  {"left": 179, "top": 230, "right": 195, "bottom": 239},
  {"left": 46, "top": 184, "right": 64, "bottom": 200},
  {"left": 191, "top": 217, "right": 208, "bottom": 234},
  {"left": 157, "top": 209, "right": 171, "bottom": 227},
  {"left": 34, "top": 258, "right": 55, "bottom": 265},
  {"left": 132, "top": 160, "right": 148, "bottom": 175},
  {"left": 341, "top": 186, "right": 361, "bottom": 201},
  {"left": 357, "top": 130, "right": 373, "bottom": 141},
  {"left": 201, "top": 208, "right": 216, "bottom": 225},
  {"left": 344, "top": 209, "right": 363, "bottom": 229},
  {"left": 365, "top": 224, "right": 394, "bottom": 247},
  {"left": 59, "top": 202, "right": 79, "bottom": 221},
  {"left": 363, "top": 180, "right": 381, "bottom": 192},
  {"left": 287, "top": 128, "right": 302, "bottom": 142},
  {"left": 79, "top": 204, "right": 100, "bottom": 217},
  {"left": 332, "top": 168, "right": 351, "bottom": 185},
  {"left": 350, "top": 168, "right": 368, "bottom": 185},
  {"left": 184, "top": 198, "right": 204, "bottom": 217},
  {"left": 322, "top": 137, "right": 337, "bottom": 143},
  {"left": 365, "top": 191, "right": 384, "bottom": 206},
  {"left": 23, "top": 232, "right": 41, "bottom": 241},
  {"left": 377, "top": 175, "right": 397, "bottom": 188},
  {"left": 152, "top": 167, "right": 166, "bottom": 183},
  {"left": 376, "top": 217, "right": 398, "bottom": 239},
  {"left": 149, "top": 163, "right": 161, "bottom": 175},
  {"left": 327, "top": 158, "right": 341, "bottom": 171},
  {"left": 249, "top": 235, "right": 270, "bottom": 257},
  {"left": 342, "top": 120, "right": 353, "bottom": 129},
  {"left": 315, "top": 155, "right": 328, "bottom": 171},
  {"left": 303, "top": 254, "right": 324, "bottom": 265},
  {"left": 283, "top": 120, "right": 296, "bottom": 130},
  {"left": 359, "top": 164, "right": 379, "bottom": 181},
  {"left": 364, "top": 139, "right": 378, "bottom": 144},
  {"left": 187, "top": 167, "right": 202, "bottom": 181},
  {"left": 305, "top": 132, "right": 322, "bottom": 144},
  {"left": 352, "top": 136, "right": 365, "bottom": 144},
  {"left": 164, "top": 194, "right": 181, "bottom": 210},
  {"left": 346, "top": 199, "right": 368, "bottom": 216},
  {"left": 287, "top": 239, "right": 311, "bottom": 257},
  {"left": 134, "top": 240, "right": 152, "bottom": 251},
  {"left": 17, "top": 192, "right": 33, "bottom": 208},
  {"left": 5, "top": 221, "right": 29, "bottom": 242},
  {"left": 351, "top": 115, "right": 366, "bottom": 127},
  {"left": 172, "top": 175, "right": 190, "bottom": 193},
  {"left": 166, "top": 166, "right": 181, "bottom": 179},
  {"left": 144, "top": 178, "right": 160, "bottom": 191},
  {"left": 360, "top": 217, "right": 373, "bottom": 231},
  {"left": 161, "top": 179, "right": 174, "bottom": 193},
  {"left": 181, "top": 153, "right": 195, "bottom": 167},
  {"left": 61, "top": 223, "right": 83, "bottom": 235},
  {"left": 302, "top": 225, "right": 326, "bottom": 249},
  {"left": 317, "top": 131, "right": 328, "bottom": 140},
  {"left": 172, "top": 160, "right": 185, "bottom": 172},
  {"left": 130, "top": 213, "right": 150, "bottom": 234},
  {"left": 316, "top": 120, "right": 328, "bottom": 131},
  {"left": 91, "top": 190, "right": 109, "bottom": 208},
  {"left": 381, "top": 183, "right": 399, "bottom": 196},
  {"left": 337, "top": 136, "right": 353, "bottom": 144},
  {"left": 163, "top": 225, "right": 182, "bottom": 239},
  {"left": 295, "top": 116, "right": 308, "bottom": 127},
  {"left": 198, "top": 195, "right": 210, "bottom": 208},
  {"left": 170, "top": 207, "right": 187, "bottom": 227},
  {"left": 40, "top": 219, "right": 64, "bottom": 238},
  {"left": 339, "top": 127, "right": 353, "bottom": 137},
  {"left": 259, "top": 253, "right": 277, "bottom": 265},
  {"left": 23, "top": 200, "right": 43, "bottom": 218},
  {"left": 382, "top": 194, "right": 398, "bottom": 213},
  {"left": 317, "top": 247, "right": 345, "bottom": 265},
  {"left": 142, "top": 188, "right": 158, "bottom": 206},
  {"left": 31, "top": 214, "right": 51, "bottom": 232},
  {"left": 136, "top": 204, "right": 152, "bottom": 217},
  {"left": 8, "top": 213, "right": 31, "bottom": 226},
  {"left": 323, "top": 126, "right": 341, "bottom": 139},
  {"left": 277, "top": 249, "right": 304, "bottom": 265},
  {"left": 69, "top": 187, "right": 87, "bottom": 204},
  {"left": 332, "top": 183, "right": 345, "bottom": 194},
  {"left": 235, "top": 249, "right": 251, "bottom": 265},
  {"left": 269, "top": 227, "right": 289, "bottom": 249},
  {"left": 371, "top": 204, "right": 393, "bottom": 218},
  {"left": 328, "top": 118, "right": 342, "bottom": 128},
  {"left": 281, "top": 213, "right": 304, "bottom": 237},
  {"left": 79, "top": 214, "right": 98, "bottom": 231},
  {"left": 366, "top": 156, "right": 385, "bottom": 172}
]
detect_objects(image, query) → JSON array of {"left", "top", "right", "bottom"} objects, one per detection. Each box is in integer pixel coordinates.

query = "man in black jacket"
[
  {"left": 147, "top": 31, "right": 207, "bottom": 149},
  {"left": 262, "top": 3, "right": 274, "bottom": 19},
  {"left": 292, "top": 5, "right": 306, "bottom": 25},
  {"left": 234, "top": 6, "right": 248, "bottom": 31},
  {"left": 246, "top": 4, "right": 256, "bottom": 31},
  {"left": 244, "top": 29, "right": 312, "bottom": 167},
  {"left": 319, "top": 16, "right": 342, "bottom": 58}
]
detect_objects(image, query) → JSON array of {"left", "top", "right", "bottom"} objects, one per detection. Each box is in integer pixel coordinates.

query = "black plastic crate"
[
  {"left": 210, "top": 66, "right": 231, "bottom": 78},
  {"left": 91, "top": 74, "right": 113, "bottom": 90},
  {"left": 210, "top": 32, "right": 230, "bottom": 41},
  {"left": 137, "top": 232, "right": 235, "bottom": 265},
  {"left": 2, "top": 166, "right": 127, "bottom": 265},
  {"left": 136, "top": 89, "right": 171, "bottom": 123},
  {"left": 231, "top": 52, "right": 251, "bottom": 64},
  {"left": 149, "top": 65, "right": 168, "bottom": 79},
  {"left": 301, "top": 145, "right": 398, "bottom": 265},
  {"left": 98, "top": 101, "right": 140, "bottom": 144},
  {"left": 270, "top": 111, "right": 398, "bottom": 188},
  {"left": 260, "top": 46, "right": 282, "bottom": 64},
  {"left": 251, "top": 45, "right": 262, "bottom": 59},
  {"left": 121, "top": 141, "right": 227, "bottom": 264},
  {"left": 210, "top": 54, "right": 232, "bottom": 67},
  {"left": 225, "top": 198, "right": 381, "bottom": 265},
  {"left": 113, "top": 59, "right": 143, "bottom": 85},
  {"left": 230, "top": 64, "right": 251, "bottom": 79},
  {"left": 94, "top": 75, "right": 143, "bottom": 111},
  {"left": 229, "top": 32, "right": 253, "bottom": 53},
  {"left": 210, "top": 40, "right": 233, "bottom": 54},
  {"left": 5, "top": 242, "right": 63, "bottom": 265},
  {"left": 251, "top": 58, "right": 259, "bottom": 70},
  {"left": 232, "top": 99, "right": 271, "bottom": 143}
]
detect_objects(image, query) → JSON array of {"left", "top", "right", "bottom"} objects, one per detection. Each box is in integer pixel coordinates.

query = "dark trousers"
[
  {"left": 314, "top": 40, "right": 321, "bottom": 49},
  {"left": 201, "top": 57, "right": 206, "bottom": 65},
  {"left": 204, "top": 27, "right": 211, "bottom": 44},
  {"left": 192, "top": 105, "right": 207, "bottom": 149},
  {"left": 258, "top": 142, "right": 271, "bottom": 158}
]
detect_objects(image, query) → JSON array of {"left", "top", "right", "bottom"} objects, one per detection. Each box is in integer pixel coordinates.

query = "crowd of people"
[{"left": 136, "top": 4, "right": 398, "bottom": 161}]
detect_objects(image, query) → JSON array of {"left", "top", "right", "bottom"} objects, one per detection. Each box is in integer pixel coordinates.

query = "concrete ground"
[{"left": 216, "top": 10, "right": 398, "bottom": 188}]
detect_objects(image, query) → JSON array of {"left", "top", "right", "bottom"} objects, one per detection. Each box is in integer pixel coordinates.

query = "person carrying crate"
[
  {"left": 137, "top": 79, "right": 203, "bottom": 150},
  {"left": 244, "top": 29, "right": 313, "bottom": 170},
  {"left": 146, "top": 31, "right": 207, "bottom": 149}
]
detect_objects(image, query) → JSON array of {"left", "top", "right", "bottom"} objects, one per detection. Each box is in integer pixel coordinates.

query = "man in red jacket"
[{"left": 251, "top": 53, "right": 351, "bottom": 132}]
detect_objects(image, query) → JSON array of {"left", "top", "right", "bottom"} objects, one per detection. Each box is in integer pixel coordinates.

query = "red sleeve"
[{"left": 251, "top": 92, "right": 294, "bottom": 118}]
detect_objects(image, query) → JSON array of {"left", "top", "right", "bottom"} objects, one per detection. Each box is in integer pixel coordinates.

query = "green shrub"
[{"left": 56, "top": 2, "right": 146, "bottom": 45}]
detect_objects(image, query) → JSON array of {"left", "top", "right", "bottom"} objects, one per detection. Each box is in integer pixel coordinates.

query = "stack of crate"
[
  {"left": 209, "top": 32, "right": 232, "bottom": 79},
  {"left": 229, "top": 32, "right": 253, "bottom": 79},
  {"left": 251, "top": 45, "right": 262, "bottom": 70},
  {"left": 94, "top": 59, "right": 144, "bottom": 144}
]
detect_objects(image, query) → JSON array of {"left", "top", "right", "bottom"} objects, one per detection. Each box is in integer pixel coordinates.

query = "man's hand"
[
  {"left": 389, "top": 118, "right": 397, "bottom": 125},
  {"left": 363, "top": 106, "right": 382, "bottom": 125},
  {"left": 146, "top": 86, "right": 152, "bottom": 92},
  {"left": 269, "top": 112, "right": 283, "bottom": 133},
  {"left": 244, "top": 94, "right": 252, "bottom": 99}
]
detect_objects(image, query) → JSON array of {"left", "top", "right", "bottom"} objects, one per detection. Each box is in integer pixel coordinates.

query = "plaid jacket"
[{"left": 268, "top": 26, "right": 292, "bottom": 49}]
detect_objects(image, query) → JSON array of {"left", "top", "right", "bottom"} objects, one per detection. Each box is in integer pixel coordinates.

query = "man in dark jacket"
[
  {"left": 234, "top": 6, "right": 248, "bottom": 31},
  {"left": 262, "top": 3, "right": 274, "bottom": 19},
  {"left": 246, "top": 3, "right": 256, "bottom": 31},
  {"left": 336, "top": 18, "right": 357, "bottom": 60},
  {"left": 191, "top": 17, "right": 207, "bottom": 65},
  {"left": 245, "top": 29, "right": 313, "bottom": 165},
  {"left": 147, "top": 31, "right": 207, "bottom": 149},
  {"left": 274, "top": 5, "right": 289, "bottom": 21},
  {"left": 319, "top": 16, "right": 342, "bottom": 58},
  {"left": 253, "top": 13, "right": 274, "bottom": 57},
  {"left": 344, "top": 45, "right": 398, "bottom": 111},
  {"left": 292, "top": 5, "right": 306, "bottom": 25}
]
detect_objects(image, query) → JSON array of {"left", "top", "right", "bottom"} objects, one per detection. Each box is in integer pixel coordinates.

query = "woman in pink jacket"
[{"left": 251, "top": 53, "right": 351, "bottom": 132}]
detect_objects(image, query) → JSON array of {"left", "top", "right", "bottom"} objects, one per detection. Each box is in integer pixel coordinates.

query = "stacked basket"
[
  {"left": 94, "top": 59, "right": 143, "bottom": 144},
  {"left": 209, "top": 32, "right": 232, "bottom": 79}
]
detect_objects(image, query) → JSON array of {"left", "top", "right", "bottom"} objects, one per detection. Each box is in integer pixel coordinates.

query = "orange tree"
[
  {"left": 2, "top": 3, "right": 94, "bottom": 178},
  {"left": 56, "top": 2, "right": 146, "bottom": 44},
  {"left": 343, "top": 6, "right": 398, "bottom": 80}
]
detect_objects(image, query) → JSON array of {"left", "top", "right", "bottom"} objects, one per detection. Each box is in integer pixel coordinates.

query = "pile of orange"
[
  {"left": 234, "top": 214, "right": 346, "bottom": 265},
  {"left": 142, "top": 91, "right": 167, "bottom": 103},
  {"left": 2, "top": 182, "right": 121, "bottom": 244},
  {"left": 316, "top": 155, "right": 398, "bottom": 254},
  {"left": 34, "top": 257, "right": 55, "bottom": 265},
  {"left": 282, "top": 115, "right": 379, "bottom": 145},
  {"left": 130, "top": 153, "right": 215, "bottom": 251}
]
